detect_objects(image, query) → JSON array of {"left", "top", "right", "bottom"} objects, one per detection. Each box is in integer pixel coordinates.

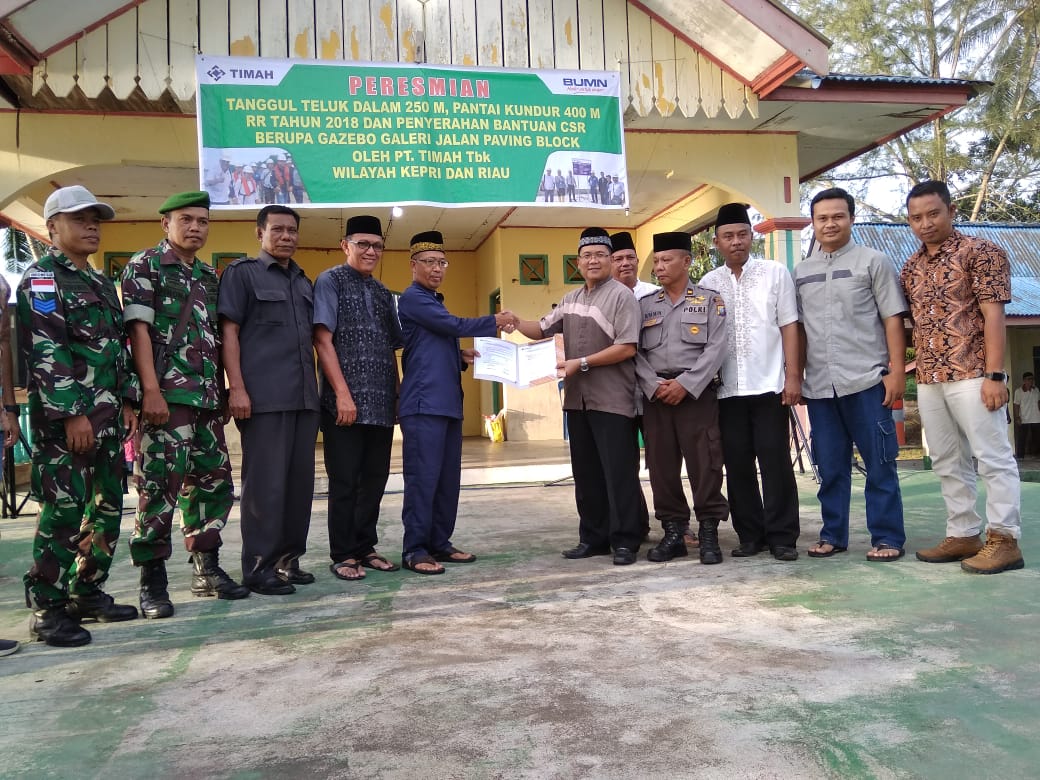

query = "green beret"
[{"left": 158, "top": 191, "right": 211, "bottom": 214}]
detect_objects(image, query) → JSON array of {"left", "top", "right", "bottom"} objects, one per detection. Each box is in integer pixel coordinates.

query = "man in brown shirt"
[{"left": 901, "top": 180, "right": 1023, "bottom": 574}]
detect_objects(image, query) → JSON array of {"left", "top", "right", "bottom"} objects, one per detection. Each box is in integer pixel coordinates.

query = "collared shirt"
[
  {"left": 397, "top": 281, "right": 497, "bottom": 419},
  {"left": 795, "top": 240, "right": 907, "bottom": 399},
  {"left": 900, "top": 230, "right": 1011, "bottom": 385},
  {"left": 1015, "top": 386, "right": 1040, "bottom": 424},
  {"left": 630, "top": 279, "right": 660, "bottom": 300},
  {"left": 540, "top": 277, "right": 640, "bottom": 417},
  {"left": 313, "top": 263, "right": 403, "bottom": 426},
  {"left": 16, "top": 248, "right": 137, "bottom": 441},
  {"left": 121, "top": 240, "right": 223, "bottom": 409},
  {"left": 217, "top": 250, "right": 319, "bottom": 413},
  {"left": 634, "top": 284, "right": 728, "bottom": 401},
  {"left": 701, "top": 257, "right": 798, "bottom": 398}
]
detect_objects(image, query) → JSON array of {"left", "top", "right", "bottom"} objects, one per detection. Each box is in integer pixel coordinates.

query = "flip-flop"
[
  {"left": 431, "top": 546, "right": 476, "bottom": 563},
  {"left": 866, "top": 543, "right": 905, "bottom": 562},
  {"left": 360, "top": 552, "right": 400, "bottom": 572},
  {"left": 403, "top": 554, "right": 445, "bottom": 575},
  {"left": 807, "top": 540, "right": 848, "bottom": 558},
  {"left": 329, "top": 560, "right": 365, "bottom": 580}
]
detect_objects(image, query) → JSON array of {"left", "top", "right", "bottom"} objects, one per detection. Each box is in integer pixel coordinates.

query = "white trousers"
[{"left": 918, "top": 377, "right": 1021, "bottom": 538}]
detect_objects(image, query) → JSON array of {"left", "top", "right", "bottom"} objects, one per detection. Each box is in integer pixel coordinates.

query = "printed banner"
[{"left": 196, "top": 55, "right": 628, "bottom": 209}]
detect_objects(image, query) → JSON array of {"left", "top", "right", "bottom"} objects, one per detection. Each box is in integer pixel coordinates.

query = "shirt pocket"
[
  {"left": 254, "top": 288, "right": 288, "bottom": 325},
  {"left": 64, "top": 289, "right": 107, "bottom": 342},
  {"left": 679, "top": 311, "right": 708, "bottom": 344},
  {"left": 640, "top": 320, "right": 665, "bottom": 350}
]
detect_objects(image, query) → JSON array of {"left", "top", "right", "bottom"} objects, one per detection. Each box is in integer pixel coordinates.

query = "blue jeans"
[{"left": 806, "top": 383, "right": 905, "bottom": 549}]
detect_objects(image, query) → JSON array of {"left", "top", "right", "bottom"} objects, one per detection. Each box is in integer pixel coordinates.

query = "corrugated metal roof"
[
  {"left": 852, "top": 222, "right": 1040, "bottom": 317},
  {"left": 825, "top": 72, "right": 981, "bottom": 88}
]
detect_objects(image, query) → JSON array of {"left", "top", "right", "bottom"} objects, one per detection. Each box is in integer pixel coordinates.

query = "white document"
[{"left": 472, "top": 334, "right": 565, "bottom": 388}]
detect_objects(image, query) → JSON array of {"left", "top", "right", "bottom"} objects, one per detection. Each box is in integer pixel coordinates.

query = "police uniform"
[
  {"left": 122, "top": 191, "right": 248, "bottom": 617},
  {"left": 18, "top": 187, "right": 140, "bottom": 646},
  {"left": 635, "top": 238, "right": 729, "bottom": 562}
]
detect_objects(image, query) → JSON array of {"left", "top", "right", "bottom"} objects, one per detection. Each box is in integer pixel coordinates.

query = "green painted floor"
[{"left": 0, "top": 467, "right": 1036, "bottom": 779}]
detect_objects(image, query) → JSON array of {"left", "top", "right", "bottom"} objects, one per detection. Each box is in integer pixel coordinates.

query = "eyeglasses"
[
  {"left": 578, "top": 251, "right": 611, "bottom": 261},
  {"left": 416, "top": 258, "right": 449, "bottom": 269},
  {"left": 348, "top": 239, "right": 385, "bottom": 253}
]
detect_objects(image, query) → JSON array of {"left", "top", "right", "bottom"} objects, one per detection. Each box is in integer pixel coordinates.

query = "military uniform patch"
[{"left": 29, "top": 277, "right": 57, "bottom": 313}]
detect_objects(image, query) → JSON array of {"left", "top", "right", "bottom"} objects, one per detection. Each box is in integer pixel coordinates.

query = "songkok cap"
[
  {"left": 158, "top": 191, "right": 210, "bottom": 214},
  {"left": 410, "top": 230, "right": 444, "bottom": 256},
  {"left": 653, "top": 231, "right": 692, "bottom": 252},
  {"left": 345, "top": 215, "right": 382, "bottom": 237},
  {"left": 715, "top": 202, "right": 751, "bottom": 229},
  {"left": 44, "top": 186, "right": 115, "bottom": 221},
  {"left": 578, "top": 227, "right": 612, "bottom": 251},
  {"left": 609, "top": 231, "right": 636, "bottom": 253}
]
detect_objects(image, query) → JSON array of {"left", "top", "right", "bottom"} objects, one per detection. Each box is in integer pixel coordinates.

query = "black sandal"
[{"left": 402, "top": 554, "right": 445, "bottom": 575}]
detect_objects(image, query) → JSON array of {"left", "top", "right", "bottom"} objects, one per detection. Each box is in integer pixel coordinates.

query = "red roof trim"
[
  {"left": 756, "top": 217, "right": 810, "bottom": 233},
  {"left": 766, "top": 83, "right": 973, "bottom": 106},
  {"left": 750, "top": 53, "right": 806, "bottom": 96}
]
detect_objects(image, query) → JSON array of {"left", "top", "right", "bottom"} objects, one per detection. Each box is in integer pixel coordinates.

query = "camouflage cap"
[{"left": 158, "top": 191, "right": 211, "bottom": 214}]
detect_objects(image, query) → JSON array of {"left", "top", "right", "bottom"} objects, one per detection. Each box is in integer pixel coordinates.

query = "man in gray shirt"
[
  {"left": 515, "top": 228, "right": 643, "bottom": 565},
  {"left": 796, "top": 188, "right": 907, "bottom": 562}
]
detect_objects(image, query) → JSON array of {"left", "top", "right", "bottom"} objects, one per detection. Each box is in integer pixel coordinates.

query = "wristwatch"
[
  {"left": 983, "top": 372, "right": 1007, "bottom": 382},
  {"left": 579, "top": 357, "right": 590, "bottom": 373},
  {"left": 2, "top": 404, "right": 18, "bottom": 413}
]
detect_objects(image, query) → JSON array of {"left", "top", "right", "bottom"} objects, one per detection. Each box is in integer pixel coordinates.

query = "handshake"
[{"left": 495, "top": 310, "right": 520, "bottom": 334}]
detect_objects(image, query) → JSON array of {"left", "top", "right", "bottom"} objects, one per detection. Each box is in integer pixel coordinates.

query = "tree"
[
  {"left": 791, "top": 0, "right": 1040, "bottom": 221},
  {"left": 1, "top": 227, "right": 44, "bottom": 273}
]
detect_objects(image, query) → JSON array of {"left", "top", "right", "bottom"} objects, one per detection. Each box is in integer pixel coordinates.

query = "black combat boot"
[
  {"left": 67, "top": 585, "right": 139, "bottom": 622},
  {"left": 191, "top": 550, "right": 250, "bottom": 600},
  {"left": 139, "top": 560, "right": 175, "bottom": 619},
  {"left": 698, "top": 520, "right": 723, "bottom": 565},
  {"left": 647, "top": 521, "right": 688, "bottom": 562},
  {"left": 30, "top": 598, "right": 92, "bottom": 647}
]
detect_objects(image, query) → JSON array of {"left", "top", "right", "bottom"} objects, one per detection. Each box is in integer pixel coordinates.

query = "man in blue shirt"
[{"left": 397, "top": 231, "right": 516, "bottom": 574}]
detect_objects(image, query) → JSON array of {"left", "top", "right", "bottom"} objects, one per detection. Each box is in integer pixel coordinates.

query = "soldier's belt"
[{"left": 657, "top": 371, "right": 683, "bottom": 380}]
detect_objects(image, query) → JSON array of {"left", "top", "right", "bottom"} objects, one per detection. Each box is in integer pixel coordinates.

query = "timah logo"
[
  {"left": 563, "top": 77, "right": 608, "bottom": 88},
  {"left": 207, "top": 65, "right": 226, "bottom": 81}
]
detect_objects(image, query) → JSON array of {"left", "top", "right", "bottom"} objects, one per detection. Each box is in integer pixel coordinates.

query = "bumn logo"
[{"left": 563, "top": 77, "right": 608, "bottom": 88}]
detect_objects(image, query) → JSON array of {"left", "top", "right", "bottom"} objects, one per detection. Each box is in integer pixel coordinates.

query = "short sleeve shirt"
[
  {"left": 217, "top": 250, "right": 319, "bottom": 413},
  {"left": 900, "top": 230, "right": 1011, "bottom": 384},
  {"left": 540, "top": 277, "right": 640, "bottom": 417},
  {"left": 121, "top": 240, "right": 222, "bottom": 409},
  {"left": 1014, "top": 386, "right": 1040, "bottom": 424},
  {"left": 795, "top": 241, "right": 907, "bottom": 399},
  {"left": 701, "top": 257, "right": 798, "bottom": 398}
]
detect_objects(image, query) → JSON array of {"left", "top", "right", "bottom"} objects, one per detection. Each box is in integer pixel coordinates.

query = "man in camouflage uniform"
[
  {"left": 17, "top": 185, "right": 139, "bottom": 647},
  {"left": 1, "top": 274, "right": 23, "bottom": 657},
  {"left": 122, "top": 191, "right": 249, "bottom": 619}
]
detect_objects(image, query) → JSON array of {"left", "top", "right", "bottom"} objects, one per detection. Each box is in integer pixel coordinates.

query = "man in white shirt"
[
  {"left": 541, "top": 169, "right": 556, "bottom": 202},
  {"left": 1014, "top": 371, "right": 1040, "bottom": 458},
  {"left": 700, "top": 203, "right": 802, "bottom": 560}
]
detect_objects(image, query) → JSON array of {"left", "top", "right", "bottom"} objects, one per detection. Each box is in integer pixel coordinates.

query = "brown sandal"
[{"left": 361, "top": 552, "right": 400, "bottom": 572}]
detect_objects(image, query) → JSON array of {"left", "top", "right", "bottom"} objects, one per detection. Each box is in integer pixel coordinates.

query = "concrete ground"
[{"left": 0, "top": 448, "right": 1037, "bottom": 779}]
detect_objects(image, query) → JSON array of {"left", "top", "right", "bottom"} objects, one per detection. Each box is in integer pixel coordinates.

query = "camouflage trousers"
[
  {"left": 24, "top": 435, "right": 125, "bottom": 604},
  {"left": 129, "top": 405, "right": 233, "bottom": 565}
]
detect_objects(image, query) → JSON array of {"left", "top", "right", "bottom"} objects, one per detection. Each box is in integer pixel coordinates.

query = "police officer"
[
  {"left": 635, "top": 231, "right": 729, "bottom": 564},
  {"left": 122, "top": 191, "right": 249, "bottom": 618},
  {"left": 17, "top": 186, "right": 140, "bottom": 647}
]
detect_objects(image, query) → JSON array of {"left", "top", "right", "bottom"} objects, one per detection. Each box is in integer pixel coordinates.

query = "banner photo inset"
[{"left": 196, "top": 55, "right": 628, "bottom": 209}]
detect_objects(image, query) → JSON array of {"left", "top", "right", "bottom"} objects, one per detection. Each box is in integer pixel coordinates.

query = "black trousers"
[
  {"left": 1016, "top": 422, "right": 1040, "bottom": 458},
  {"left": 236, "top": 410, "right": 319, "bottom": 580},
  {"left": 643, "top": 389, "right": 729, "bottom": 527},
  {"left": 567, "top": 409, "right": 642, "bottom": 551},
  {"left": 718, "top": 393, "right": 800, "bottom": 547},
  {"left": 321, "top": 413, "right": 394, "bottom": 562}
]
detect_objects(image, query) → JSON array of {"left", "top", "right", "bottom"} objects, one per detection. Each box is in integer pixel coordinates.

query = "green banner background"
[{"left": 197, "top": 56, "right": 625, "bottom": 207}]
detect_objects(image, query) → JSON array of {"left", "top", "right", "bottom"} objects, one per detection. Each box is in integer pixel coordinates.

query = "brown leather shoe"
[
  {"left": 915, "top": 534, "right": 983, "bottom": 563},
  {"left": 960, "top": 529, "right": 1025, "bottom": 574}
]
